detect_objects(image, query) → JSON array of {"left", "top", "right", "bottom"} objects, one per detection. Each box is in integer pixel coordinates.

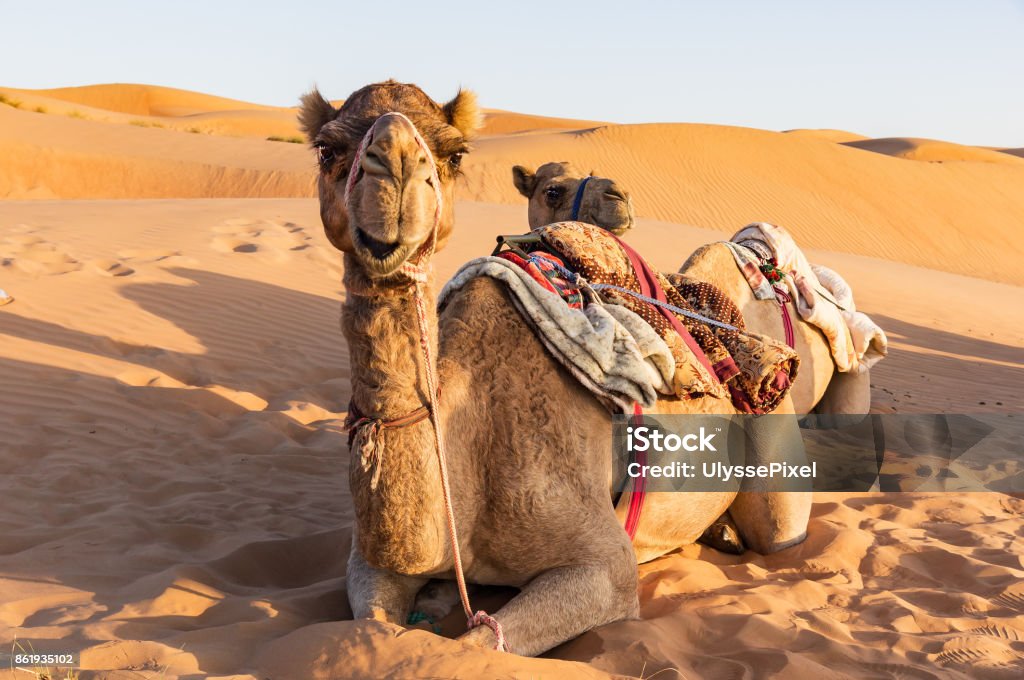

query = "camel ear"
[
  {"left": 443, "top": 89, "right": 483, "bottom": 139},
  {"left": 298, "top": 88, "right": 337, "bottom": 141},
  {"left": 512, "top": 165, "right": 537, "bottom": 198}
]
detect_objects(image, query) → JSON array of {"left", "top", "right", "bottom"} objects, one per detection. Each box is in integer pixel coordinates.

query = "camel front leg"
[
  {"left": 811, "top": 367, "right": 871, "bottom": 428},
  {"left": 729, "top": 401, "right": 812, "bottom": 554},
  {"left": 458, "top": 552, "right": 638, "bottom": 657},
  {"left": 347, "top": 543, "right": 427, "bottom": 624}
]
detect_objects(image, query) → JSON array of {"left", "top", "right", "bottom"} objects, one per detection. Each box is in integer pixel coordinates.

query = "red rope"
[
  {"left": 774, "top": 286, "right": 796, "bottom": 348},
  {"left": 623, "top": 402, "right": 646, "bottom": 540}
]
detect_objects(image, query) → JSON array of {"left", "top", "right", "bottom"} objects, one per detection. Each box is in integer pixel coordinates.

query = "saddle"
[{"left": 494, "top": 221, "right": 799, "bottom": 414}]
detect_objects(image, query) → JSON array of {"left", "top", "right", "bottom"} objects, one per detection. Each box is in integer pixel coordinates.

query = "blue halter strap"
[{"left": 569, "top": 175, "right": 593, "bottom": 221}]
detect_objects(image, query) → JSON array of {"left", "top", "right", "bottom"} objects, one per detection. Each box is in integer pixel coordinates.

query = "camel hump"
[{"left": 678, "top": 241, "right": 736, "bottom": 279}]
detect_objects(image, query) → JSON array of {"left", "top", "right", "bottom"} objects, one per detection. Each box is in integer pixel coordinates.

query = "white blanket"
[
  {"left": 438, "top": 256, "right": 675, "bottom": 412},
  {"left": 811, "top": 264, "right": 888, "bottom": 371},
  {"left": 731, "top": 222, "right": 887, "bottom": 373}
]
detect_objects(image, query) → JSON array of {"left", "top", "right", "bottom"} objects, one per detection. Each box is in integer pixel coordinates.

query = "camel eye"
[
  {"left": 316, "top": 143, "right": 336, "bottom": 170},
  {"left": 544, "top": 185, "right": 565, "bottom": 203},
  {"left": 449, "top": 153, "right": 463, "bottom": 170}
]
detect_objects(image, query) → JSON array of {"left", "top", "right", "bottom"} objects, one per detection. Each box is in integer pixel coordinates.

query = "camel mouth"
[
  {"left": 597, "top": 210, "right": 635, "bottom": 236},
  {"left": 353, "top": 227, "right": 416, "bottom": 277},
  {"left": 358, "top": 228, "right": 400, "bottom": 260}
]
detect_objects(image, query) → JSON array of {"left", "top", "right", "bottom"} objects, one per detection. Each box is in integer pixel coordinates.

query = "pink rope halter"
[{"left": 345, "top": 112, "right": 507, "bottom": 652}]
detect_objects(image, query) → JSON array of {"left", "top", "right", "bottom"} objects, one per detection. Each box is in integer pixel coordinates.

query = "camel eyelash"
[{"left": 315, "top": 143, "right": 337, "bottom": 167}]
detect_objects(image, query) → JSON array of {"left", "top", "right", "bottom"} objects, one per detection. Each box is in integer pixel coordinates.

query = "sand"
[{"left": 1, "top": 84, "right": 1022, "bottom": 679}]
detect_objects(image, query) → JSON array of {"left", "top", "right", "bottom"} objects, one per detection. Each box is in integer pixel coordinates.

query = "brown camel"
[
  {"left": 513, "top": 162, "right": 635, "bottom": 235},
  {"left": 513, "top": 164, "right": 871, "bottom": 418},
  {"left": 301, "top": 80, "right": 828, "bottom": 656}
]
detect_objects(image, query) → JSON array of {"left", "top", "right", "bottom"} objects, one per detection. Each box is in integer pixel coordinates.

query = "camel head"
[
  {"left": 299, "top": 80, "right": 481, "bottom": 278},
  {"left": 512, "top": 162, "right": 635, "bottom": 235}
]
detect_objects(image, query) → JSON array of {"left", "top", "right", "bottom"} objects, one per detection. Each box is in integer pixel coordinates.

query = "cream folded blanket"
[
  {"left": 439, "top": 256, "right": 675, "bottom": 412},
  {"left": 811, "top": 263, "right": 888, "bottom": 371},
  {"left": 730, "top": 222, "right": 887, "bottom": 373}
]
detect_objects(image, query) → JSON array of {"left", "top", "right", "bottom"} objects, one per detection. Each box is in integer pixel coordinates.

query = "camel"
[
  {"left": 513, "top": 162, "right": 635, "bottom": 235},
  {"left": 513, "top": 163, "right": 872, "bottom": 419},
  {"left": 301, "top": 80, "right": 840, "bottom": 657}
]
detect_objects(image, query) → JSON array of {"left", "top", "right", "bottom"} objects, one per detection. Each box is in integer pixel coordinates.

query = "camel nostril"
[
  {"left": 362, "top": 149, "right": 390, "bottom": 176},
  {"left": 604, "top": 188, "right": 628, "bottom": 202}
]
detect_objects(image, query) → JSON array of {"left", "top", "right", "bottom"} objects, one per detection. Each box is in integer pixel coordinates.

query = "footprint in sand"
[
  {"left": 992, "top": 582, "right": 1024, "bottom": 612},
  {"left": 0, "top": 227, "right": 82, "bottom": 276},
  {"left": 210, "top": 219, "right": 314, "bottom": 260},
  {"left": 86, "top": 249, "right": 193, "bottom": 277},
  {"left": 89, "top": 258, "right": 136, "bottom": 277},
  {"left": 933, "top": 633, "right": 1022, "bottom": 673}
]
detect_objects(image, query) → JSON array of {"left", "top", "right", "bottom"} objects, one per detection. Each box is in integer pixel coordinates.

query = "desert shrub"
[{"left": 0, "top": 93, "right": 23, "bottom": 109}]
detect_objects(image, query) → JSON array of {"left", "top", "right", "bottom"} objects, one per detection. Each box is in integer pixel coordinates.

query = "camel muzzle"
[{"left": 344, "top": 112, "right": 444, "bottom": 279}]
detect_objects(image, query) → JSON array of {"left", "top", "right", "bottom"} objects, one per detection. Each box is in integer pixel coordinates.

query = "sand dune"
[
  {"left": 1, "top": 197, "right": 1022, "bottom": 679},
  {"left": 842, "top": 137, "right": 1024, "bottom": 165},
  {"left": 10, "top": 83, "right": 283, "bottom": 116},
  {"left": 480, "top": 109, "right": 604, "bottom": 136},
  {"left": 784, "top": 128, "right": 869, "bottom": 143},
  {"left": 6, "top": 87, "right": 1024, "bottom": 285},
  {"left": 0, "top": 105, "right": 313, "bottom": 199},
  {"left": 2, "top": 84, "right": 305, "bottom": 141},
  {"left": 463, "top": 123, "right": 1024, "bottom": 286}
]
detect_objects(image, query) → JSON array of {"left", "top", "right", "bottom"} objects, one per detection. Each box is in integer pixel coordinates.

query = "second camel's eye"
[
  {"left": 449, "top": 153, "right": 463, "bottom": 170},
  {"left": 545, "top": 185, "right": 565, "bottom": 202}
]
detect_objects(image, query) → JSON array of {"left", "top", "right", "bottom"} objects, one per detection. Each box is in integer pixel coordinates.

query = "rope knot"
[
  {"left": 468, "top": 610, "right": 507, "bottom": 652},
  {"left": 399, "top": 261, "right": 431, "bottom": 284},
  {"left": 351, "top": 418, "right": 384, "bottom": 490}
]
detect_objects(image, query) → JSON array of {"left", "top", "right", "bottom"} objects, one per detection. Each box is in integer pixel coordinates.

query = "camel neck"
[
  {"left": 342, "top": 257, "right": 439, "bottom": 415},
  {"left": 341, "top": 254, "right": 448, "bottom": 573}
]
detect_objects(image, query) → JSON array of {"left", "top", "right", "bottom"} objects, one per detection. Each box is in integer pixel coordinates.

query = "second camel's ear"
[{"left": 512, "top": 165, "right": 537, "bottom": 198}]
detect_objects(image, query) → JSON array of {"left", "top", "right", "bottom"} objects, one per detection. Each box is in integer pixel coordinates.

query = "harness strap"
[
  {"left": 774, "top": 286, "right": 796, "bottom": 348},
  {"left": 623, "top": 402, "right": 646, "bottom": 539},
  {"left": 610, "top": 234, "right": 720, "bottom": 383},
  {"left": 570, "top": 176, "right": 592, "bottom": 221},
  {"left": 345, "top": 399, "right": 433, "bottom": 447}
]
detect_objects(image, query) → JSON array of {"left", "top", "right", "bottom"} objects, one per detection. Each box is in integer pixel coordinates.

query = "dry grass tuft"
[{"left": 0, "top": 93, "right": 23, "bottom": 109}]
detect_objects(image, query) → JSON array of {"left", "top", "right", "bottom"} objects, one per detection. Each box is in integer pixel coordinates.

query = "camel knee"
[{"left": 729, "top": 490, "right": 811, "bottom": 555}]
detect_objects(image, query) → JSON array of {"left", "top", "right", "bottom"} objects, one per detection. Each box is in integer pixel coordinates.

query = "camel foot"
[
  {"left": 458, "top": 621, "right": 499, "bottom": 650},
  {"left": 412, "top": 579, "right": 461, "bottom": 621},
  {"left": 698, "top": 512, "right": 746, "bottom": 554},
  {"left": 347, "top": 543, "right": 426, "bottom": 625}
]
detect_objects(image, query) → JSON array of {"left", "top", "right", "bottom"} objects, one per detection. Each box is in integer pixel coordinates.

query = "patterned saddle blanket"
[{"left": 501, "top": 221, "right": 800, "bottom": 414}]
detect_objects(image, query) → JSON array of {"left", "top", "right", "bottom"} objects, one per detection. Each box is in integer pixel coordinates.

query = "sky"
[{"left": 2, "top": 0, "right": 1022, "bottom": 146}]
